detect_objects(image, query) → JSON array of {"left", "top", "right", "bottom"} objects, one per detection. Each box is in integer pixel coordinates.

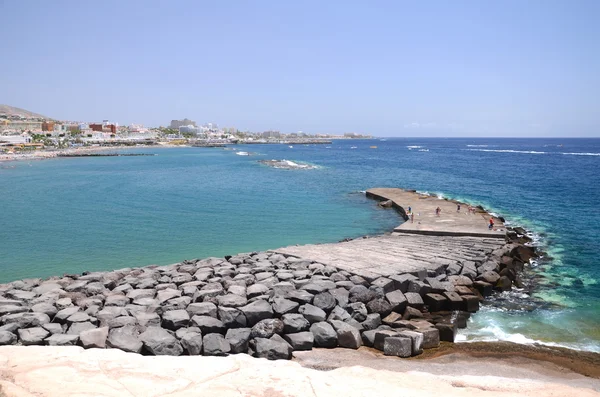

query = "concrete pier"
[
  {"left": 273, "top": 188, "right": 508, "bottom": 280},
  {"left": 366, "top": 188, "right": 506, "bottom": 238}
]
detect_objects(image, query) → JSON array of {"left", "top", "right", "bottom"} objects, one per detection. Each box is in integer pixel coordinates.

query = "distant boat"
[
  {"left": 350, "top": 146, "right": 357, "bottom": 149},
  {"left": 289, "top": 145, "right": 293, "bottom": 148},
  {"left": 236, "top": 151, "right": 249, "bottom": 156},
  {"left": 370, "top": 146, "right": 377, "bottom": 149}
]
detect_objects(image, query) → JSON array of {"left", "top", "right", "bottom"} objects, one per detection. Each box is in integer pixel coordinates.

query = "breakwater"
[
  {"left": 0, "top": 189, "right": 537, "bottom": 359},
  {"left": 57, "top": 153, "right": 156, "bottom": 157}
]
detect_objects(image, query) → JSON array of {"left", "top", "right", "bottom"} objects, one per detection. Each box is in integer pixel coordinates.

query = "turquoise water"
[{"left": 1, "top": 138, "right": 599, "bottom": 351}]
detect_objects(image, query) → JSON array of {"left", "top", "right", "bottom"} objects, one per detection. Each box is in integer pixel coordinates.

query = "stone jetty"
[{"left": 0, "top": 188, "right": 537, "bottom": 360}]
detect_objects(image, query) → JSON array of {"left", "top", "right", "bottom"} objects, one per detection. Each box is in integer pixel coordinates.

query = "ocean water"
[{"left": 1, "top": 138, "right": 599, "bottom": 351}]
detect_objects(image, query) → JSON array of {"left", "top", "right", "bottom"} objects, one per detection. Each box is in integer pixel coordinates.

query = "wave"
[
  {"left": 465, "top": 149, "right": 547, "bottom": 154},
  {"left": 562, "top": 152, "right": 600, "bottom": 156},
  {"left": 406, "top": 146, "right": 422, "bottom": 149},
  {"left": 466, "top": 145, "right": 489, "bottom": 147}
]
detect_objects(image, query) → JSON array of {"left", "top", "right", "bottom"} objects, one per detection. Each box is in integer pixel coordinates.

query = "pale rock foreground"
[{"left": 0, "top": 346, "right": 598, "bottom": 397}]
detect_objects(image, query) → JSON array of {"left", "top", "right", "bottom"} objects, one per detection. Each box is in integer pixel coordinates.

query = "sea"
[{"left": 1, "top": 138, "right": 599, "bottom": 352}]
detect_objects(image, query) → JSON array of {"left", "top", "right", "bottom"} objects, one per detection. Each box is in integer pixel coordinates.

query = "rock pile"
[{"left": 0, "top": 232, "right": 536, "bottom": 360}]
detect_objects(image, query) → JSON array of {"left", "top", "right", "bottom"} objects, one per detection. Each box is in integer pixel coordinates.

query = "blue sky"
[{"left": 1, "top": 0, "right": 598, "bottom": 136}]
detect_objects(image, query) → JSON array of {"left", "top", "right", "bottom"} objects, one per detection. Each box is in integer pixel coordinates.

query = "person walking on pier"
[
  {"left": 489, "top": 218, "right": 495, "bottom": 230},
  {"left": 435, "top": 207, "right": 441, "bottom": 216},
  {"left": 457, "top": 204, "right": 461, "bottom": 212},
  {"left": 410, "top": 212, "right": 414, "bottom": 223}
]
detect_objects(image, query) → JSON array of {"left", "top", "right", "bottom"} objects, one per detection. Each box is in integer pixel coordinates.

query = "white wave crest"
[
  {"left": 466, "top": 145, "right": 489, "bottom": 147},
  {"left": 465, "top": 149, "right": 546, "bottom": 154},
  {"left": 562, "top": 152, "right": 600, "bottom": 156}
]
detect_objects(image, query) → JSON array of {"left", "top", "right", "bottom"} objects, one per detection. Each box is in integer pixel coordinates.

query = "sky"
[{"left": 1, "top": 0, "right": 599, "bottom": 137}]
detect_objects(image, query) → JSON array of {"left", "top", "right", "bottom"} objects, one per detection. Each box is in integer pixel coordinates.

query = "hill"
[{"left": 0, "top": 104, "right": 51, "bottom": 119}]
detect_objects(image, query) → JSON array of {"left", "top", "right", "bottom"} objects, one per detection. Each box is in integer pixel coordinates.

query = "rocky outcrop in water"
[
  {"left": 0, "top": 232, "right": 535, "bottom": 359},
  {"left": 258, "top": 160, "right": 319, "bottom": 170}
]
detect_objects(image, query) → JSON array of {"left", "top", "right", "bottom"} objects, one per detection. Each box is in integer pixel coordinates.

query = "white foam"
[
  {"left": 406, "top": 146, "right": 422, "bottom": 149},
  {"left": 561, "top": 152, "right": 600, "bottom": 156},
  {"left": 465, "top": 149, "right": 547, "bottom": 154},
  {"left": 466, "top": 144, "right": 489, "bottom": 147}
]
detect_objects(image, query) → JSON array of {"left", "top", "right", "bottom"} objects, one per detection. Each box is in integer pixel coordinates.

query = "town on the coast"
[{"left": 0, "top": 104, "right": 371, "bottom": 160}]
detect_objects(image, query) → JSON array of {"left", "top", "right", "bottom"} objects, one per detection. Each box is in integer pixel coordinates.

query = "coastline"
[
  {"left": 0, "top": 143, "right": 183, "bottom": 163},
  {"left": 0, "top": 186, "right": 598, "bottom": 396}
]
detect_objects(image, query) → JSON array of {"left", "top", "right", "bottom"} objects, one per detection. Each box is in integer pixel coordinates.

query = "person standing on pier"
[
  {"left": 410, "top": 212, "right": 414, "bottom": 223},
  {"left": 489, "top": 218, "right": 495, "bottom": 230},
  {"left": 457, "top": 204, "right": 461, "bottom": 212},
  {"left": 435, "top": 207, "right": 441, "bottom": 216}
]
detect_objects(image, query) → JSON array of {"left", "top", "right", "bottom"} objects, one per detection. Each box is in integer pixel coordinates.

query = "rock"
[
  {"left": 0, "top": 305, "right": 28, "bottom": 316},
  {"left": 180, "top": 331, "right": 203, "bottom": 355},
  {"left": 371, "top": 277, "right": 395, "bottom": 293},
  {"left": 133, "top": 312, "right": 161, "bottom": 328},
  {"left": 33, "top": 282, "right": 62, "bottom": 295},
  {"left": 403, "top": 306, "right": 424, "bottom": 320},
  {"left": 435, "top": 323, "right": 457, "bottom": 342},
  {"left": 404, "top": 292, "right": 425, "bottom": 309},
  {"left": 0, "top": 331, "right": 17, "bottom": 345},
  {"left": 462, "top": 295, "right": 480, "bottom": 312},
  {"left": 310, "top": 321, "right": 338, "bottom": 348},
  {"left": 496, "top": 276, "right": 512, "bottom": 291},
  {"left": 246, "top": 284, "right": 269, "bottom": 300},
  {"left": 383, "top": 336, "right": 412, "bottom": 357},
  {"left": 361, "top": 313, "right": 381, "bottom": 330},
  {"left": 300, "top": 281, "right": 335, "bottom": 294},
  {"left": 349, "top": 275, "right": 369, "bottom": 286},
  {"left": 473, "top": 281, "right": 493, "bottom": 296},
  {"left": 18, "top": 327, "right": 50, "bottom": 345},
  {"left": 250, "top": 318, "right": 284, "bottom": 338},
  {"left": 361, "top": 329, "right": 378, "bottom": 347},
  {"left": 127, "top": 289, "right": 156, "bottom": 301},
  {"left": 104, "top": 294, "right": 129, "bottom": 307},
  {"left": 479, "top": 271, "right": 501, "bottom": 284},
  {"left": 423, "top": 293, "right": 448, "bottom": 312},
  {"left": 187, "top": 302, "right": 218, "bottom": 318},
  {"left": 281, "top": 313, "right": 311, "bottom": 333},
  {"left": 312, "top": 292, "right": 336, "bottom": 313},
  {"left": 252, "top": 337, "right": 292, "bottom": 360},
  {"left": 239, "top": 300, "right": 273, "bottom": 326},
  {"left": 397, "top": 330, "right": 424, "bottom": 355},
  {"left": 366, "top": 298, "right": 393, "bottom": 317},
  {"left": 285, "top": 290, "right": 314, "bottom": 305},
  {"left": 328, "top": 320, "right": 362, "bottom": 349},
  {"left": 140, "top": 327, "right": 183, "bottom": 356},
  {"left": 44, "top": 333, "right": 79, "bottom": 346},
  {"left": 66, "top": 312, "right": 93, "bottom": 324},
  {"left": 216, "top": 294, "right": 248, "bottom": 308},
  {"left": 108, "top": 316, "right": 136, "bottom": 328},
  {"left": 283, "top": 332, "right": 314, "bottom": 351},
  {"left": 346, "top": 302, "right": 368, "bottom": 322},
  {"left": 156, "top": 288, "right": 181, "bottom": 304},
  {"left": 271, "top": 297, "right": 299, "bottom": 316},
  {"left": 67, "top": 321, "right": 97, "bottom": 335},
  {"left": 329, "top": 288, "right": 350, "bottom": 308},
  {"left": 417, "top": 327, "right": 440, "bottom": 349},
  {"left": 298, "top": 304, "right": 326, "bottom": 323},
  {"left": 2, "top": 312, "right": 50, "bottom": 328},
  {"left": 191, "top": 315, "right": 226, "bottom": 335},
  {"left": 348, "top": 285, "right": 376, "bottom": 303},
  {"left": 389, "top": 274, "right": 417, "bottom": 292},
  {"left": 378, "top": 199, "right": 393, "bottom": 208},
  {"left": 107, "top": 326, "right": 143, "bottom": 353},
  {"left": 448, "top": 275, "right": 474, "bottom": 287},
  {"left": 385, "top": 290, "right": 407, "bottom": 313},
  {"left": 225, "top": 328, "right": 251, "bottom": 354},
  {"left": 217, "top": 306, "right": 247, "bottom": 329},
  {"left": 80, "top": 327, "right": 109, "bottom": 348},
  {"left": 161, "top": 309, "right": 190, "bottom": 330},
  {"left": 442, "top": 291, "right": 464, "bottom": 311},
  {"left": 203, "top": 333, "right": 231, "bottom": 356},
  {"left": 42, "top": 323, "right": 63, "bottom": 334},
  {"left": 327, "top": 306, "right": 351, "bottom": 322},
  {"left": 373, "top": 329, "right": 399, "bottom": 351},
  {"left": 54, "top": 307, "right": 81, "bottom": 323}
]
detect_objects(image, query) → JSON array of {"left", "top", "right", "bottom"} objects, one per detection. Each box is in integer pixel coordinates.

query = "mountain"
[{"left": 0, "top": 104, "right": 52, "bottom": 120}]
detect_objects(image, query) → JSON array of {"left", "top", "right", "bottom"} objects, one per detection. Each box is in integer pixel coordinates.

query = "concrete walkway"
[
  {"left": 367, "top": 188, "right": 506, "bottom": 238},
  {"left": 274, "top": 233, "right": 505, "bottom": 280}
]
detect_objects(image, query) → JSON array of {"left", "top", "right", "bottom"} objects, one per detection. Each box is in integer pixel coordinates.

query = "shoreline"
[
  {"left": 0, "top": 143, "right": 183, "bottom": 163},
  {"left": 0, "top": 186, "right": 597, "bottom": 388}
]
